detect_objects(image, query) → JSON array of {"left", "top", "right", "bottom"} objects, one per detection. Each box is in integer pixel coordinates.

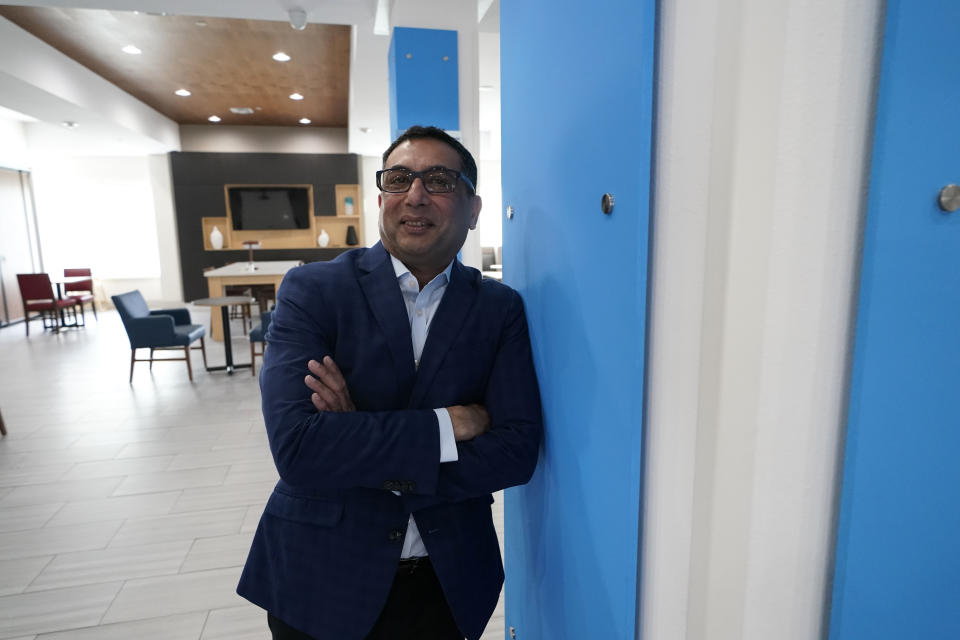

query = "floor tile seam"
[
  {"left": 177, "top": 536, "right": 201, "bottom": 574},
  {"left": 197, "top": 609, "right": 212, "bottom": 640},
  {"left": 0, "top": 577, "right": 125, "bottom": 604},
  {"left": 111, "top": 480, "right": 224, "bottom": 499},
  {"left": 2, "top": 554, "right": 55, "bottom": 596},
  {"left": 22, "top": 562, "right": 185, "bottom": 596},
  {"left": 95, "top": 577, "right": 128, "bottom": 627},
  {"left": 0, "top": 501, "right": 66, "bottom": 527}
]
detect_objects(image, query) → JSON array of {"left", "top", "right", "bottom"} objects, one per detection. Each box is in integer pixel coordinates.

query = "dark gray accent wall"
[{"left": 170, "top": 152, "right": 360, "bottom": 302}]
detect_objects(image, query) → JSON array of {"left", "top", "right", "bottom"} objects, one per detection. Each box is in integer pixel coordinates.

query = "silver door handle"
[{"left": 938, "top": 184, "right": 960, "bottom": 212}]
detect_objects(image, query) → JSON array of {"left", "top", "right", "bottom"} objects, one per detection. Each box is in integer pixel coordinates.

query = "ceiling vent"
[{"left": 229, "top": 107, "right": 255, "bottom": 115}]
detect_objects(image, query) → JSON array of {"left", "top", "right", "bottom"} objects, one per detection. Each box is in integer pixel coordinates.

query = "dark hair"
[{"left": 382, "top": 125, "right": 478, "bottom": 192}]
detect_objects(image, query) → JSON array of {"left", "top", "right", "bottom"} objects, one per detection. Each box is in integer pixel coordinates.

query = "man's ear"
[{"left": 469, "top": 195, "right": 482, "bottom": 230}]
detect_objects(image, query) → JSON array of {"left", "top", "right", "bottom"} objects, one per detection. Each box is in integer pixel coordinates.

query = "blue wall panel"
[
  {"left": 829, "top": 1, "right": 960, "bottom": 638},
  {"left": 501, "top": 0, "right": 657, "bottom": 637},
  {"left": 388, "top": 27, "right": 459, "bottom": 139}
]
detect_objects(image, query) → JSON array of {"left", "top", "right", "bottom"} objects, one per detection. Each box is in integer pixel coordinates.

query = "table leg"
[{"left": 221, "top": 305, "right": 234, "bottom": 374}]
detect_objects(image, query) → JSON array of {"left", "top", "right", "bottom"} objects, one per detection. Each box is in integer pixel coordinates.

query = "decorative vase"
[
  {"left": 317, "top": 228, "right": 330, "bottom": 247},
  {"left": 344, "top": 196, "right": 355, "bottom": 216},
  {"left": 346, "top": 225, "right": 359, "bottom": 246},
  {"left": 209, "top": 225, "right": 223, "bottom": 250}
]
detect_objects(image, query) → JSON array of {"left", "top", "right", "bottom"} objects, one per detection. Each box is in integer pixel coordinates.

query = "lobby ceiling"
[{"left": 0, "top": 5, "right": 351, "bottom": 127}]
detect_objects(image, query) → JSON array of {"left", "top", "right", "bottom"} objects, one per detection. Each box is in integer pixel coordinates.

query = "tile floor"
[{"left": 0, "top": 308, "right": 505, "bottom": 639}]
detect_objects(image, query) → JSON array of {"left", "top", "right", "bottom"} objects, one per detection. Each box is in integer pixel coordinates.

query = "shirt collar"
[{"left": 390, "top": 254, "right": 454, "bottom": 288}]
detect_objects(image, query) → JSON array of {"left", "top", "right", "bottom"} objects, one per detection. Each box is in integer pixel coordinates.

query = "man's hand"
[
  {"left": 305, "top": 356, "right": 355, "bottom": 412},
  {"left": 447, "top": 404, "right": 490, "bottom": 442}
]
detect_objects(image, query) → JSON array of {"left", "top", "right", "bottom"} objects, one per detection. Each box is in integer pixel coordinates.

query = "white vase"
[
  {"left": 209, "top": 225, "right": 224, "bottom": 250},
  {"left": 317, "top": 228, "right": 330, "bottom": 247}
]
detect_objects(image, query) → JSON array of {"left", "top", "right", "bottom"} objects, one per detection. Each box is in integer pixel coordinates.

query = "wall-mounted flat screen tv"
[{"left": 228, "top": 186, "right": 311, "bottom": 230}]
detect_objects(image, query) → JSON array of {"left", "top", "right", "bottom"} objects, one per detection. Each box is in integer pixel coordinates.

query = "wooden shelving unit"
[{"left": 202, "top": 183, "right": 363, "bottom": 250}]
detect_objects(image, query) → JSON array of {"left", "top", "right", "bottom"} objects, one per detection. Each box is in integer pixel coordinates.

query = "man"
[{"left": 238, "top": 126, "right": 543, "bottom": 640}]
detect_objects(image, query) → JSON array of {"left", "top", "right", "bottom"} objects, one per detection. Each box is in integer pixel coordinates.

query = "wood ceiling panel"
[{"left": 0, "top": 6, "right": 350, "bottom": 126}]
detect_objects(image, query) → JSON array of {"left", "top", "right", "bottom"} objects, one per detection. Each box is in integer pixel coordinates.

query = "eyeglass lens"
[{"left": 380, "top": 169, "right": 459, "bottom": 193}]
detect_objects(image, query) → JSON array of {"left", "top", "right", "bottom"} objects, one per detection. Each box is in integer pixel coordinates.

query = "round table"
[{"left": 193, "top": 296, "right": 255, "bottom": 374}]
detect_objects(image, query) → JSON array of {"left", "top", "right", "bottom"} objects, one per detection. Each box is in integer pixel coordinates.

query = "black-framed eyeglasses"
[{"left": 376, "top": 167, "right": 476, "bottom": 194}]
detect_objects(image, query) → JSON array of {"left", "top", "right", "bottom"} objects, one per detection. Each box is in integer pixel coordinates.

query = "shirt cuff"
[{"left": 434, "top": 408, "right": 458, "bottom": 463}]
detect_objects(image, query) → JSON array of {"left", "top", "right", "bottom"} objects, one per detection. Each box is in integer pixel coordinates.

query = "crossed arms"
[
  {"left": 259, "top": 267, "right": 542, "bottom": 502},
  {"left": 305, "top": 356, "right": 491, "bottom": 442}
]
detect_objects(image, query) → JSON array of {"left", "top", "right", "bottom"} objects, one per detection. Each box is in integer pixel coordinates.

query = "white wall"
[
  {"left": 477, "top": 31, "right": 502, "bottom": 250},
  {"left": 641, "top": 0, "right": 883, "bottom": 639},
  {"left": 30, "top": 156, "right": 165, "bottom": 301},
  {"left": 179, "top": 125, "right": 348, "bottom": 153},
  {"left": 147, "top": 154, "right": 182, "bottom": 305},
  {"left": 0, "top": 117, "right": 30, "bottom": 171}
]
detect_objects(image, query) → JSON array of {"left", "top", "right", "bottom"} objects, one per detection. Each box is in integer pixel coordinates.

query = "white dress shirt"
[{"left": 390, "top": 255, "right": 458, "bottom": 559}]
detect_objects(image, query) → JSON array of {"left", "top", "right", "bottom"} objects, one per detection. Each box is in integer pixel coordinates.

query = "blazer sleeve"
[
  {"left": 433, "top": 289, "right": 543, "bottom": 501},
  {"left": 260, "top": 267, "right": 442, "bottom": 493}
]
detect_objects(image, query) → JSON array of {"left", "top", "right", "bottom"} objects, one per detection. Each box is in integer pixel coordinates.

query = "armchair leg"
[
  {"left": 184, "top": 346, "right": 194, "bottom": 382},
  {"left": 149, "top": 348, "right": 155, "bottom": 371},
  {"left": 251, "top": 342, "right": 256, "bottom": 376},
  {"left": 0, "top": 408, "right": 6, "bottom": 436},
  {"left": 24, "top": 312, "right": 29, "bottom": 336},
  {"left": 200, "top": 337, "right": 208, "bottom": 369},
  {"left": 129, "top": 349, "right": 136, "bottom": 383},
  {"left": 91, "top": 300, "right": 98, "bottom": 321}
]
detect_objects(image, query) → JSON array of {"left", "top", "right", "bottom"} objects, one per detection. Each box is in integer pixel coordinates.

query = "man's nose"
[{"left": 404, "top": 176, "right": 431, "bottom": 203}]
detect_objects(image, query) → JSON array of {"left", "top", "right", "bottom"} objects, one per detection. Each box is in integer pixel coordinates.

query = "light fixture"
[
  {"left": 61, "top": 121, "right": 79, "bottom": 129},
  {"left": 208, "top": 115, "right": 221, "bottom": 123},
  {"left": 288, "top": 8, "right": 307, "bottom": 30},
  {"left": 289, "top": 93, "right": 304, "bottom": 101},
  {"left": 299, "top": 118, "right": 311, "bottom": 124},
  {"left": 273, "top": 52, "right": 291, "bottom": 62},
  {"left": 195, "top": 20, "right": 207, "bottom": 27},
  {"left": 121, "top": 44, "right": 142, "bottom": 55},
  {"left": 175, "top": 88, "right": 191, "bottom": 97},
  {"left": 359, "top": 127, "right": 371, "bottom": 134}
]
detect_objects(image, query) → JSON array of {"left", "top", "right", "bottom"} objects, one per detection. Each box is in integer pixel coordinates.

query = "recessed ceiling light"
[
  {"left": 299, "top": 118, "right": 311, "bottom": 124},
  {"left": 208, "top": 115, "right": 221, "bottom": 123},
  {"left": 195, "top": 20, "right": 207, "bottom": 27},
  {"left": 479, "top": 85, "right": 495, "bottom": 92},
  {"left": 359, "top": 127, "right": 371, "bottom": 134},
  {"left": 289, "top": 93, "right": 304, "bottom": 101},
  {"left": 230, "top": 107, "right": 254, "bottom": 115},
  {"left": 121, "top": 44, "right": 142, "bottom": 55},
  {"left": 175, "top": 88, "right": 191, "bottom": 97},
  {"left": 273, "top": 52, "right": 291, "bottom": 62},
  {"left": 61, "top": 121, "right": 79, "bottom": 129}
]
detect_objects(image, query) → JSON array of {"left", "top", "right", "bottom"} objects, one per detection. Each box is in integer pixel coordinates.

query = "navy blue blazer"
[{"left": 237, "top": 243, "right": 542, "bottom": 640}]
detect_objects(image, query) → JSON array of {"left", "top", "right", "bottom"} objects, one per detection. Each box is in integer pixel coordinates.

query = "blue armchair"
[
  {"left": 249, "top": 309, "right": 273, "bottom": 376},
  {"left": 112, "top": 290, "right": 207, "bottom": 383}
]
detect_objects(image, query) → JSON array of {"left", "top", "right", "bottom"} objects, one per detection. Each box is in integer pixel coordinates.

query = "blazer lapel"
[
  {"left": 358, "top": 243, "right": 417, "bottom": 390},
  {"left": 408, "top": 261, "right": 478, "bottom": 408}
]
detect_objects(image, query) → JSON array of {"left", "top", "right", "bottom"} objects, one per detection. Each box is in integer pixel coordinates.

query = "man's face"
[{"left": 378, "top": 138, "right": 481, "bottom": 277}]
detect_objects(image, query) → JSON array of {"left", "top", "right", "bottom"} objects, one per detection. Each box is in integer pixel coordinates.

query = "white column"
[{"left": 642, "top": 0, "right": 883, "bottom": 638}]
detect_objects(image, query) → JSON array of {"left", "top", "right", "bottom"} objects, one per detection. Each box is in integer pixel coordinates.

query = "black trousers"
[{"left": 268, "top": 557, "right": 463, "bottom": 640}]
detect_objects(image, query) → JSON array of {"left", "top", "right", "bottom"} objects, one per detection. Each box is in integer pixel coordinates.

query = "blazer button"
[{"left": 389, "top": 529, "right": 404, "bottom": 542}]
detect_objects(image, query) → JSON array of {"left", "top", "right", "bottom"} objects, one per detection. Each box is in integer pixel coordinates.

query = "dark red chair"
[
  {"left": 16, "top": 273, "right": 77, "bottom": 336},
  {"left": 63, "top": 268, "right": 97, "bottom": 322}
]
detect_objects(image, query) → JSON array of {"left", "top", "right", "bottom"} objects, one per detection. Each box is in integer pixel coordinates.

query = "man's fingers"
[
  {"left": 313, "top": 356, "right": 349, "bottom": 394},
  {"left": 310, "top": 392, "right": 330, "bottom": 411},
  {"left": 305, "top": 358, "right": 354, "bottom": 412}
]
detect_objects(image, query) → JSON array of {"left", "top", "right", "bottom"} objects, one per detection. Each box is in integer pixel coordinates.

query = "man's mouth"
[{"left": 401, "top": 219, "right": 432, "bottom": 229}]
